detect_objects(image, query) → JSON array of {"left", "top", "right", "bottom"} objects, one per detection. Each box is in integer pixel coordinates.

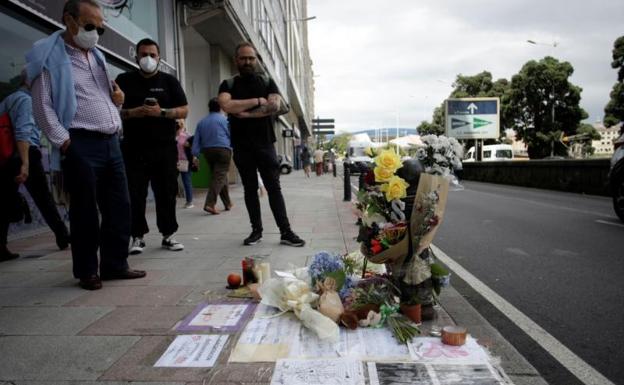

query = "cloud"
[{"left": 308, "top": 0, "right": 624, "bottom": 132}]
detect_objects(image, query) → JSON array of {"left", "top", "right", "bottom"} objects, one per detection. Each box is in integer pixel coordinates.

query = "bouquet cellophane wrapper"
[
  {"left": 259, "top": 278, "right": 339, "bottom": 342},
  {"left": 410, "top": 173, "right": 449, "bottom": 255},
  {"left": 360, "top": 231, "right": 409, "bottom": 264}
]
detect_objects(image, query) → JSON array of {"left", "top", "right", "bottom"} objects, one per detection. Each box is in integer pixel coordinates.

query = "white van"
[{"left": 464, "top": 144, "right": 513, "bottom": 162}]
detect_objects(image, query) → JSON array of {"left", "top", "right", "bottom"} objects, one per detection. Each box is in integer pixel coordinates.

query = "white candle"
[{"left": 260, "top": 262, "right": 271, "bottom": 282}]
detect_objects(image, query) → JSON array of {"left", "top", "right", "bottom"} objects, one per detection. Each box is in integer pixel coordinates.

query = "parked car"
[
  {"left": 609, "top": 132, "right": 624, "bottom": 222},
  {"left": 277, "top": 154, "right": 292, "bottom": 175}
]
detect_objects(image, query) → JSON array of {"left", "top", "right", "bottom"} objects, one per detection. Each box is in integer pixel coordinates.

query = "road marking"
[
  {"left": 595, "top": 219, "right": 624, "bottom": 228},
  {"left": 431, "top": 244, "right": 615, "bottom": 385}
]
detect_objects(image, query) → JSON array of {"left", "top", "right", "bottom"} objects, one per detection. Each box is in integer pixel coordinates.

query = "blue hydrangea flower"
[{"left": 308, "top": 251, "right": 344, "bottom": 283}]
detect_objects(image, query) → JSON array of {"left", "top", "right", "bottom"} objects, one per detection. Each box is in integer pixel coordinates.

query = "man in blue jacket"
[
  {"left": 0, "top": 71, "right": 70, "bottom": 253},
  {"left": 26, "top": 0, "right": 145, "bottom": 290},
  {"left": 192, "top": 98, "right": 233, "bottom": 215}
]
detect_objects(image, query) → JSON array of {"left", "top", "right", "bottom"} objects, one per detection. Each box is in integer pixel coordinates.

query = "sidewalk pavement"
[{"left": 0, "top": 169, "right": 547, "bottom": 385}]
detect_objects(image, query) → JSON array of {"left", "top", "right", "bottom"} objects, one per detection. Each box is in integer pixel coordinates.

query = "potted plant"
[{"left": 399, "top": 296, "right": 422, "bottom": 324}]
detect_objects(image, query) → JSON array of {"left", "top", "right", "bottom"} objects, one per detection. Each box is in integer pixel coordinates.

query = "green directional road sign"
[
  {"left": 473, "top": 117, "right": 492, "bottom": 129},
  {"left": 445, "top": 97, "right": 500, "bottom": 139}
]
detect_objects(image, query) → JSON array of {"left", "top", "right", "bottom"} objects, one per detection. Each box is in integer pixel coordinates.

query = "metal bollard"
[{"left": 343, "top": 161, "right": 351, "bottom": 201}]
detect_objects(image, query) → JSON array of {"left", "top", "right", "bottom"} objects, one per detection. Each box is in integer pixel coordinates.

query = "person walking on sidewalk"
[
  {"left": 176, "top": 119, "right": 194, "bottom": 209},
  {"left": 1, "top": 71, "right": 70, "bottom": 251},
  {"left": 313, "top": 147, "right": 324, "bottom": 176},
  {"left": 300, "top": 146, "right": 311, "bottom": 178},
  {"left": 27, "top": 0, "right": 145, "bottom": 290},
  {"left": 218, "top": 42, "right": 305, "bottom": 247},
  {"left": 192, "top": 98, "right": 232, "bottom": 215},
  {"left": 116, "top": 38, "right": 189, "bottom": 254}
]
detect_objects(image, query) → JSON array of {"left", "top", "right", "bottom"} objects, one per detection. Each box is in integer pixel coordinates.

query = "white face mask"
[
  {"left": 73, "top": 27, "right": 99, "bottom": 50},
  {"left": 139, "top": 56, "right": 159, "bottom": 74}
]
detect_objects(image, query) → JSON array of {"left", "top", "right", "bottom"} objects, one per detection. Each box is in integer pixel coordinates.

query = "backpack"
[
  {"left": 0, "top": 111, "right": 15, "bottom": 166},
  {"left": 225, "top": 74, "right": 290, "bottom": 116}
]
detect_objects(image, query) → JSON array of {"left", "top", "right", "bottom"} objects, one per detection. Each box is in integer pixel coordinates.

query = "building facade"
[{"left": 592, "top": 122, "right": 622, "bottom": 156}]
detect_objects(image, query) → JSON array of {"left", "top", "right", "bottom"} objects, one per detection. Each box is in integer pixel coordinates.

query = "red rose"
[{"left": 364, "top": 170, "right": 375, "bottom": 186}]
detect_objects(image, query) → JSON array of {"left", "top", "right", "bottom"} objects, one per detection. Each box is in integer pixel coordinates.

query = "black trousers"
[
  {"left": 123, "top": 141, "right": 179, "bottom": 238},
  {"left": 0, "top": 158, "right": 20, "bottom": 246},
  {"left": 63, "top": 131, "right": 130, "bottom": 278},
  {"left": 24, "top": 146, "right": 68, "bottom": 239},
  {"left": 233, "top": 145, "right": 291, "bottom": 234}
]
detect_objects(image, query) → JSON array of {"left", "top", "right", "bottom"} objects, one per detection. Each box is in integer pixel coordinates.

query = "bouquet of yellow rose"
[{"left": 355, "top": 149, "right": 411, "bottom": 261}]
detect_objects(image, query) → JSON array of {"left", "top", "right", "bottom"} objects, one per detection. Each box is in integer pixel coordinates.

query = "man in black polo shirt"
[
  {"left": 218, "top": 42, "right": 304, "bottom": 247},
  {"left": 116, "top": 38, "right": 188, "bottom": 254}
]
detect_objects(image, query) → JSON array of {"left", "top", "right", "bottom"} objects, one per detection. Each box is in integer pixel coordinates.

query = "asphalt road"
[{"left": 434, "top": 181, "right": 624, "bottom": 385}]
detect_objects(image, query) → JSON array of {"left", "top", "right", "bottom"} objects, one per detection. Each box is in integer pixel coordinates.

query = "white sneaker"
[
  {"left": 184, "top": 202, "right": 194, "bottom": 209},
  {"left": 129, "top": 237, "right": 145, "bottom": 255},
  {"left": 162, "top": 234, "right": 184, "bottom": 251}
]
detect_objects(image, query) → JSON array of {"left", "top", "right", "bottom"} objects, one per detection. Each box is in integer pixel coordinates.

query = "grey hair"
[{"left": 62, "top": 0, "right": 101, "bottom": 24}]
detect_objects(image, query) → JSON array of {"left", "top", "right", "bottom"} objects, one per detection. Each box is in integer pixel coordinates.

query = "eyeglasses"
[{"left": 83, "top": 23, "right": 106, "bottom": 36}]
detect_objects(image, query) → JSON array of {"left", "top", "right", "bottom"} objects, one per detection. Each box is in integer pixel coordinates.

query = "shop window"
[
  {"left": 103, "top": 1, "right": 159, "bottom": 43},
  {"left": 0, "top": 11, "right": 47, "bottom": 100}
]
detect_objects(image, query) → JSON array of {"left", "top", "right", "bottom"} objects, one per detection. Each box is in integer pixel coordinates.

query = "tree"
[
  {"left": 505, "top": 56, "right": 588, "bottom": 159},
  {"left": 604, "top": 36, "right": 624, "bottom": 130},
  {"left": 575, "top": 123, "right": 601, "bottom": 157},
  {"left": 326, "top": 133, "right": 352, "bottom": 155},
  {"left": 416, "top": 120, "right": 444, "bottom": 136}
]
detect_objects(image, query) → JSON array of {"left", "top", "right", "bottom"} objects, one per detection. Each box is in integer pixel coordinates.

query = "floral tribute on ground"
[{"left": 253, "top": 137, "right": 462, "bottom": 346}]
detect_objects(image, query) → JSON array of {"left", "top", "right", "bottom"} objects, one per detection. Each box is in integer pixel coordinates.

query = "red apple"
[{"left": 227, "top": 273, "right": 242, "bottom": 289}]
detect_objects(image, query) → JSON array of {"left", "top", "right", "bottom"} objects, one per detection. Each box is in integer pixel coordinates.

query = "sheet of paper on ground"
[
  {"left": 408, "top": 336, "right": 491, "bottom": 364},
  {"left": 271, "top": 358, "right": 364, "bottom": 385},
  {"left": 176, "top": 301, "right": 255, "bottom": 332},
  {"left": 228, "top": 313, "right": 302, "bottom": 362},
  {"left": 367, "top": 362, "right": 506, "bottom": 385},
  {"left": 154, "top": 335, "right": 228, "bottom": 367}
]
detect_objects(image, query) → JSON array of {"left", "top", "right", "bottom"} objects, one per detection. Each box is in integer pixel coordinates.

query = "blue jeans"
[
  {"left": 63, "top": 130, "right": 130, "bottom": 278},
  {"left": 180, "top": 171, "right": 193, "bottom": 204}
]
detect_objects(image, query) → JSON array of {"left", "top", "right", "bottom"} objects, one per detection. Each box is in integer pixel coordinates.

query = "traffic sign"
[
  {"left": 445, "top": 97, "right": 499, "bottom": 139},
  {"left": 312, "top": 118, "right": 335, "bottom": 124},
  {"left": 315, "top": 124, "right": 335, "bottom": 129}
]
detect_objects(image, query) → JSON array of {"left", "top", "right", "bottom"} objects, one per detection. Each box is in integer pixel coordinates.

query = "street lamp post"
[{"left": 527, "top": 39, "right": 559, "bottom": 156}]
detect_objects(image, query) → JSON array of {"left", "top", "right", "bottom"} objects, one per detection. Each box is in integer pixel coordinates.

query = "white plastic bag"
[{"left": 259, "top": 278, "right": 339, "bottom": 342}]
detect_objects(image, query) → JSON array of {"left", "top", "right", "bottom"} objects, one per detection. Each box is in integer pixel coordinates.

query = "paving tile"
[
  {"left": 100, "top": 336, "right": 213, "bottom": 382},
  {"left": 79, "top": 306, "right": 193, "bottom": 336},
  {"left": 0, "top": 336, "right": 139, "bottom": 380},
  {"left": 0, "top": 271, "right": 72, "bottom": 288},
  {"left": 0, "top": 259, "right": 71, "bottom": 273},
  {"left": 64, "top": 286, "right": 193, "bottom": 307},
  {"left": 0, "top": 287, "right": 85, "bottom": 306},
  {"left": 11, "top": 381, "right": 185, "bottom": 385},
  {"left": 0, "top": 306, "right": 113, "bottom": 335},
  {"left": 199, "top": 363, "right": 274, "bottom": 385}
]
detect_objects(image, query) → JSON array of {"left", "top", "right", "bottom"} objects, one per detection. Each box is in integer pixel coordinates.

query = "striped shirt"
[{"left": 31, "top": 43, "right": 121, "bottom": 147}]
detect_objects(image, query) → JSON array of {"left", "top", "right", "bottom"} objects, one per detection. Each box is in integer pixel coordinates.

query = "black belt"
[{"left": 69, "top": 129, "right": 116, "bottom": 139}]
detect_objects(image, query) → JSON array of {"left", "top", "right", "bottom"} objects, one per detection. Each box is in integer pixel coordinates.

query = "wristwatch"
[{"left": 160, "top": 108, "right": 168, "bottom": 117}]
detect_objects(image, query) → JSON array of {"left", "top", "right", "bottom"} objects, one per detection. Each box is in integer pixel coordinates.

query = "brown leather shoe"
[
  {"left": 100, "top": 269, "right": 146, "bottom": 281},
  {"left": 79, "top": 275, "right": 102, "bottom": 290},
  {"left": 203, "top": 206, "right": 219, "bottom": 215}
]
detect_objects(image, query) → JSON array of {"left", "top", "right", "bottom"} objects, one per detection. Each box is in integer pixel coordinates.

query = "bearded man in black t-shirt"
[
  {"left": 116, "top": 38, "right": 188, "bottom": 254},
  {"left": 218, "top": 42, "right": 304, "bottom": 247}
]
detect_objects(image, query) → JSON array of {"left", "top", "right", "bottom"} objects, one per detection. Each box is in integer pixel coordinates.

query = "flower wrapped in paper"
[{"left": 259, "top": 277, "right": 339, "bottom": 342}]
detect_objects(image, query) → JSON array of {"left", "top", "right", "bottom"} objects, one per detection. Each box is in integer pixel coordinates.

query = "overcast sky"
[{"left": 307, "top": 0, "right": 624, "bottom": 134}]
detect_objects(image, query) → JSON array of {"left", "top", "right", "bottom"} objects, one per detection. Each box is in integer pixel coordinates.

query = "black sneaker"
[
  {"left": 280, "top": 231, "right": 305, "bottom": 247},
  {"left": 243, "top": 230, "right": 262, "bottom": 245}
]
